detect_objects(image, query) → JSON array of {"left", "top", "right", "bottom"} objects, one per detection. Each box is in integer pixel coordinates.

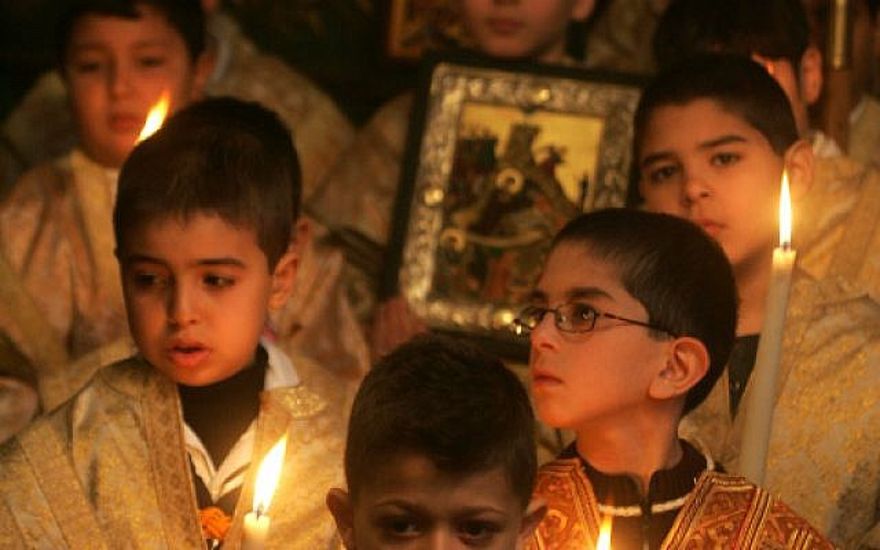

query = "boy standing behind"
[
  {"left": 326, "top": 333, "right": 545, "bottom": 549},
  {"left": 0, "top": 98, "right": 344, "bottom": 548},
  {"left": 518, "top": 209, "right": 831, "bottom": 548},
  {"left": 633, "top": 55, "right": 880, "bottom": 546}
]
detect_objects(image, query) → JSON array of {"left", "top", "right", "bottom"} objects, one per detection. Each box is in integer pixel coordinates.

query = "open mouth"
[{"left": 167, "top": 343, "right": 210, "bottom": 369}]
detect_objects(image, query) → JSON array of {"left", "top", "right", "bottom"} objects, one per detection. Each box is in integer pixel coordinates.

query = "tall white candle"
[
  {"left": 242, "top": 435, "right": 288, "bottom": 550},
  {"left": 739, "top": 170, "right": 796, "bottom": 484}
]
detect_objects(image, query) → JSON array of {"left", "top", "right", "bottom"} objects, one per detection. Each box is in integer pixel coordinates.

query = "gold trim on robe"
[
  {"left": 527, "top": 458, "right": 834, "bottom": 549},
  {"left": 0, "top": 351, "right": 345, "bottom": 549}
]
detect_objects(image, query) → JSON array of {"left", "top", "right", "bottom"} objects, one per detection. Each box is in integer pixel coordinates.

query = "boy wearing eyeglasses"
[{"left": 516, "top": 208, "right": 830, "bottom": 548}]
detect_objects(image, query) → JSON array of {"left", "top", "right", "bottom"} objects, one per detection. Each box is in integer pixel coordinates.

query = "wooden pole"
[{"left": 822, "top": 0, "right": 854, "bottom": 149}]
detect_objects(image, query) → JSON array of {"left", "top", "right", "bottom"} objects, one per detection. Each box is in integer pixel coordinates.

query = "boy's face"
[
  {"left": 459, "top": 0, "right": 594, "bottom": 62},
  {"left": 64, "top": 5, "right": 209, "bottom": 168},
  {"left": 118, "top": 213, "right": 295, "bottom": 386},
  {"left": 330, "top": 452, "right": 537, "bottom": 549},
  {"left": 637, "top": 99, "right": 783, "bottom": 273},
  {"left": 528, "top": 243, "right": 669, "bottom": 431}
]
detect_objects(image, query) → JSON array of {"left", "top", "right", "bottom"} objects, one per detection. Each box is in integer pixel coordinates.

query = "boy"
[
  {"left": 325, "top": 333, "right": 545, "bottom": 549},
  {"left": 518, "top": 208, "right": 832, "bottom": 548},
  {"left": 0, "top": 0, "right": 211, "bottom": 374},
  {"left": 0, "top": 98, "right": 345, "bottom": 548},
  {"left": 308, "top": 0, "right": 597, "bottom": 358},
  {"left": 0, "top": 0, "right": 367, "bottom": 443},
  {"left": 632, "top": 54, "right": 880, "bottom": 547}
]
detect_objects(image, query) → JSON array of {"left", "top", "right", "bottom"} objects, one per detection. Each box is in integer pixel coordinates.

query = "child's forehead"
[
  {"left": 535, "top": 244, "right": 625, "bottom": 299},
  {"left": 358, "top": 452, "right": 520, "bottom": 507},
  {"left": 121, "top": 212, "right": 263, "bottom": 257},
  {"left": 68, "top": 5, "right": 179, "bottom": 47},
  {"left": 642, "top": 98, "right": 771, "bottom": 149}
]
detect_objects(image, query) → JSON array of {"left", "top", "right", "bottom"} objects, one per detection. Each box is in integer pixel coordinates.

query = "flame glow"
[
  {"left": 252, "top": 435, "right": 288, "bottom": 515},
  {"left": 779, "top": 169, "right": 792, "bottom": 248},
  {"left": 596, "top": 515, "right": 612, "bottom": 550},
  {"left": 136, "top": 91, "right": 170, "bottom": 143}
]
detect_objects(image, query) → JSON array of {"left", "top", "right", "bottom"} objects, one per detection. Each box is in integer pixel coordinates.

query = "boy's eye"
[
  {"left": 645, "top": 164, "right": 680, "bottom": 184},
  {"left": 378, "top": 516, "right": 422, "bottom": 539},
  {"left": 567, "top": 303, "right": 598, "bottom": 329},
  {"left": 70, "top": 59, "right": 105, "bottom": 74},
  {"left": 710, "top": 152, "right": 741, "bottom": 166},
  {"left": 137, "top": 55, "right": 166, "bottom": 69},
  {"left": 203, "top": 274, "right": 235, "bottom": 288},
  {"left": 457, "top": 520, "right": 501, "bottom": 545},
  {"left": 130, "top": 271, "right": 167, "bottom": 289}
]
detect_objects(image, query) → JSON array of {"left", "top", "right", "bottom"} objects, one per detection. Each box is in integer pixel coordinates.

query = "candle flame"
[
  {"left": 779, "top": 169, "right": 792, "bottom": 248},
  {"left": 596, "top": 515, "right": 612, "bottom": 550},
  {"left": 252, "top": 434, "right": 287, "bottom": 514},
  {"left": 136, "top": 91, "right": 170, "bottom": 143}
]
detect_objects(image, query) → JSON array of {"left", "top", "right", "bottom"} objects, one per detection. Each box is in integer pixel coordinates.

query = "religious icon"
[{"left": 387, "top": 54, "right": 642, "bottom": 356}]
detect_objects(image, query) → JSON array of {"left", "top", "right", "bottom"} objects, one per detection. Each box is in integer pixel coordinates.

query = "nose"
[
  {"left": 167, "top": 283, "right": 198, "bottom": 327},
  {"left": 529, "top": 311, "right": 559, "bottom": 350},
  {"left": 108, "top": 61, "right": 134, "bottom": 98},
  {"left": 682, "top": 169, "right": 711, "bottom": 207},
  {"left": 427, "top": 528, "right": 462, "bottom": 550}
]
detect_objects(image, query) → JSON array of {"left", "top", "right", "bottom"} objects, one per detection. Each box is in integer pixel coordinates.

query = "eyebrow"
[
  {"left": 527, "top": 286, "right": 614, "bottom": 303},
  {"left": 123, "top": 254, "right": 246, "bottom": 268},
  {"left": 373, "top": 499, "right": 505, "bottom": 516},
  {"left": 640, "top": 134, "right": 748, "bottom": 169}
]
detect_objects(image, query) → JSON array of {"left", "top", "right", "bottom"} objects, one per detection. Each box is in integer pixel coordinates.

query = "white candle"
[
  {"left": 739, "top": 170, "right": 796, "bottom": 484},
  {"left": 242, "top": 510, "right": 270, "bottom": 550},
  {"left": 242, "top": 435, "right": 288, "bottom": 549}
]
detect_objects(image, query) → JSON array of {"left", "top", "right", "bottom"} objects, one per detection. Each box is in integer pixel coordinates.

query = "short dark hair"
[
  {"left": 345, "top": 334, "right": 537, "bottom": 508},
  {"left": 114, "top": 97, "right": 301, "bottom": 268},
  {"left": 653, "top": 0, "right": 810, "bottom": 72},
  {"left": 57, "top": 0, "right": 206, "bottom": 68},
  {"left": 552, "top": 209, "right": 738, "bottom": 414},
  {"left": 628, "top": 54, "right": 798, "bottom": 206}
]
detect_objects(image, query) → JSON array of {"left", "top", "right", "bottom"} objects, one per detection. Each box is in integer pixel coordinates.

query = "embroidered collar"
[{"left": 564, "top": 439, "right": 713, "bottom": 518}]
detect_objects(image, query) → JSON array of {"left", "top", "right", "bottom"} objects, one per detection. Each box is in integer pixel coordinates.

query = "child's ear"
[
  {"left": 784, "top": 138, "right": 815, "bottom": 201},
  {"left": 517, "top": 497, "right": 547, "bottom": 545},
  {"left": 267, "top": 218, "right": 310, "bottom": 310},
  {"left": 798, "top": 45, "right": 824, "bottom": 107},
  {"left": 570, "top": 0, "right": 596, "bottom": 21},
  {"left": 326, "top": 488, "right": 356, "bottom": 549},
  {"left": 190, "top": 50, "right": 215, "bottom": 100},
  {"left": 649, "top": 337, "right": 709, "bottom": 401}
]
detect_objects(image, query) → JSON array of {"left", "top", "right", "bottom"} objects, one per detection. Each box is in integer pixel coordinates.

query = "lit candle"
[
  {"left": 242, "top": 435, "right": 288, "bottom": 550},
  {"left": 739, "top": 170, "right": 797, "bottom": 484},
  {"left": 136, "top": 90, "right": 170, "bottom": 143},
  {"left": 596, "top": 515, "right": 612, "bottom": 550}
]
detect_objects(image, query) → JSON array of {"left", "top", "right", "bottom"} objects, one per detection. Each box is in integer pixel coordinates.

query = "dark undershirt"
[
  {"left": 562, "top": 439, "right": 715, "bottom": 550},
  {"left": 178, "top": 346, "right": 268, "bottom": 514},
  {"left": 727, "top": 334, "right": 759, "bottom": 418}
]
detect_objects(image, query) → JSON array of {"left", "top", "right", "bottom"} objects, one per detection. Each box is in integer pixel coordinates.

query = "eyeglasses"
[{"left": 512, "top": 303, "right": 676, "bottom": 337}]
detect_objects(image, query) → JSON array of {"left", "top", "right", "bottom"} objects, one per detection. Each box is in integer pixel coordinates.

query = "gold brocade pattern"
[
  {"left": 0, "top": 350, "right": 346, "bottom": 549},
  {"left": 527, "top": 458, "right": 834, "bottom": 549},
  {"left": 0, "top": 150, "right": 126, "bottom": 366},
  {"left": 849, "top": 97, "right": 880, "bottom": 171}
]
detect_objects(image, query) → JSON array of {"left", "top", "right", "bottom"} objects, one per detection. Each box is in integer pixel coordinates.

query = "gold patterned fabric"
[
  {"left": 308, "top": 92, "right": 415, "bottom": 323},
  {"left": 582, "top": 0, "right": 666, "bottom": 75},
  {"left": 0, "top": 150, "right": 125, "bottom": 365},
  {"left": 527, "top": 458, "right": 833, "bottom": 549},
  {"left": 0, "top": 347, "right": 346, "bottom": 549},
  {"left": 680, "top": 158, "right": 880, "bottom": 547},
  {"left": 849, "top": 96, "right": 880, "bottom": 172}
]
